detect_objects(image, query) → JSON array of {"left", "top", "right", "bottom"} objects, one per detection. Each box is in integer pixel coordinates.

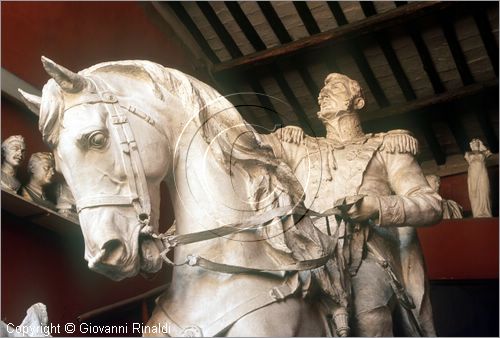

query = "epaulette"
[{"left": 379, "top": 129, "right": 419, "bottom": 155}]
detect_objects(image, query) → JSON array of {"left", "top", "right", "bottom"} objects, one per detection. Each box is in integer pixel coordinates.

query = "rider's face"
[{"left": 317, "top": 81, "right": 354, "bottom": 121}]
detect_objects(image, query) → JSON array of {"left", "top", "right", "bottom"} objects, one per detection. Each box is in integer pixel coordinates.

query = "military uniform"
[{"left": 263, "top": 129, "right": 442, "bottom": 336}]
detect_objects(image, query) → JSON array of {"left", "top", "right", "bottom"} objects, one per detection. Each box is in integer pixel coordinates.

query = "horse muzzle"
[
  {"left": 87, "top": 240, "right": 139, "bottom": 281},
  {"left": 79, "top": 208, "right": 142, "bottom": 280}
]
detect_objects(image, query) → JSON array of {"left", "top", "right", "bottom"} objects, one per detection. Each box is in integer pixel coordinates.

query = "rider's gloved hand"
[{"left": 334, "top": 195, "right": 380, "bottom": 224}]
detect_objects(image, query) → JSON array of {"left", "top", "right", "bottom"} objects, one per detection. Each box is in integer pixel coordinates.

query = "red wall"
[
  {"left": 419, "top": 218, "right": 499, "bottom": 280},
  {"left": 420, "top": 168, "right": 499, "bottom": 280},
  {"left": 1, "top": 2, "right": 184, "bottom": 332},
  {"left": 1, "top": 1, "right": 197, "bottom": 88},
  {"left": 2, "top": 212, "right": 170, "bottom": 334}
]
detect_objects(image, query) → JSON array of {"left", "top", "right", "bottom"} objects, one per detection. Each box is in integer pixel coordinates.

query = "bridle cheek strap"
[{"left": 71, "top": 78, "right": 153, "bottom": 230}]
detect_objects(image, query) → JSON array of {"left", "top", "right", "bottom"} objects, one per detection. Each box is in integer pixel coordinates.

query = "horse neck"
[{"left": 164, "top": 121, "right": 251, "bottom": 236}]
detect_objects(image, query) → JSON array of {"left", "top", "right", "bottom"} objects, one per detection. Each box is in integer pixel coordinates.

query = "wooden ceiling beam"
[
  {"left": 212, "top": 1, "right": 308, "bottom": 129},
  {"left": 417, "top": 112, "right": 447, "bottom": 165},
  {"left": 225, "top": 2, "right": 266, "bottom": 51},
  {"left": 329, "top": 2, "right": 389, "bottom": 108},
  {"left": 360, "top": 2, "right": 417, "bottom": 101},
  {"left": 244, "top": 2, "right": 317, "bottom": 130},
  {"left": 439, "top": 13, "right": 475, "bottom": 86},
  {"left": 293, "top": 2, "right": 320, "bottom": 35},
  {"left": 471, "top": 94, "right": 499, "bottom": 153},
  {"left": 473, "top": 7, "right": 499, "bottom": 76},
  {"left": 216, "top": 67, "right": 284, "bottom": 127},
  {"left": 393, "top": 1, "right": 446, "bottom": 94},
  {"left": 271, "top": 65, "right": 318, "bottom": 133},
  {"left": 165, "top": 2, "right": 220, "bottom": 64},
  {"left": 255, "top": 2, "right": 319, "bottom": 100},
  {"left": 444, "top": 104, "right": 470, "bottom": 153},
  {"left": 157, "top": 2, "right": 261, "bottom": 126},
  {"left": 226, "top": 2, "right": 319, "bottom": 107},
  {"left": 406, "top": 24, "right": 445, "bottom": 94},
  {"left": 247, "top": 77, "right": 284, "bottom": 127},
  {"left": 360, "top": 79, "right": 498, "bottom": 122},
  {"left": 358, "top": 7, "right": 447, "bottom": 164},
  {"left": 359, "top": 2, "right": 444, "bottom": 163},
  {"left": 197, "top": 2, "right": 242, "bottom": 59},
  {"left": 213, "top": 1, "right": 451, "bottom": 75},
  {"left": 257, "top": 2, "right": 292, "bottom": 43},
  {"left": 195, "top": 2, "right": 285, "bottom": 127}
]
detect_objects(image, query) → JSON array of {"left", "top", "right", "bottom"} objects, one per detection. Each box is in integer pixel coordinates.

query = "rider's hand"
[
  {"left": 336, "top": 195, "right": 380, "bottom": 224},
  {"left": 276, "top": 126, "right": 304, "bottom": 144}
]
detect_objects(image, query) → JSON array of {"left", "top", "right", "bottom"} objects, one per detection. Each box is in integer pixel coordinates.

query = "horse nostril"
[
  {"left": 138, "top": 213, "right": 149, "bottom": 223},
  {"left": 101, "top": 239, "right": 125, "bottom": 265},
  {"left": 102, "top": 239, "right": 121, "bottom": 251}
]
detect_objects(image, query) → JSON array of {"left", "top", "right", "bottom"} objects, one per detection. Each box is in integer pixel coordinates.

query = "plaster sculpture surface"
[
  {"left": 17, "top": 57, "right": 359, "bottom": 336},
  {"left": 56, "top": 180, "right": 78, "bottom": 221},
  {"left": 1, "top": 135, "right": 26, "bottom": 193},
  {"left": 262, "top": 73, "right": 443, "bottom": 336},
  {"left": 21, "top": 152, "right": 56, "bottom": 210},
  {"left": 426, "top": 174, "right": 463, "bottom": 219},
  {"left": 0, "top": 303, "right": 51, "bottom": 337},
  {"left": 465, "top": 138, "right": 492, "bottom": 217}
]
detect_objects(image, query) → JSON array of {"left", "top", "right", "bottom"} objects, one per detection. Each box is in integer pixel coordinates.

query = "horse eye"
[{"left": 88, "top": 131, "right": 107, "bottom": 149}]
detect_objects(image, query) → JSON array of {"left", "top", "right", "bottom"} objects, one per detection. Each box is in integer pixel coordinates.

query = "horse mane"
[{"left": 38, "top": 60, "right": 305, "bottom": 207}]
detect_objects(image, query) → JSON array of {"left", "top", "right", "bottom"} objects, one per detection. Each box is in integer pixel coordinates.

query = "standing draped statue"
[{"left": 465, "top": 139, "right": 492, "bottom": 218}]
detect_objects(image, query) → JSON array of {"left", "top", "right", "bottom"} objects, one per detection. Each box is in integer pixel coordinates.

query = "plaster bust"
[
  {"left": 426, "top": 174, "right": 463, "bottom": 219},
  {"left": 21, "top": 152, "right": 56, "bottom": 209},
  {"left": 1, "top": 135, "right": 26, "bottom": 193}
]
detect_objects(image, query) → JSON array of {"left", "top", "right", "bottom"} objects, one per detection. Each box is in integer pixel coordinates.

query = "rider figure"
[{"left": 265, "top": 73, "right": 442, "bottom": 336}]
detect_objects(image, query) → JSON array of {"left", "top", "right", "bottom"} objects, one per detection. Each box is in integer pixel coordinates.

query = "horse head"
[{"left": 20, "top": 57, "right": 172, "bottom": 280}]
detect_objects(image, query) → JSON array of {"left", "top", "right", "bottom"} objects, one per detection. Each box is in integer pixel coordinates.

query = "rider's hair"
[{"left": 319, "top": 73, "right": 364, "bottom": 107}]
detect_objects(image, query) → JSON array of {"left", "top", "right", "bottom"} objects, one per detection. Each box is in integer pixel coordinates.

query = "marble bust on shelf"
[
  {"left": 1, "top": 135, "right": 26, "bottom": 193},
  {"left": 21, "top": 152, "right": 56, "bottom": 210}
]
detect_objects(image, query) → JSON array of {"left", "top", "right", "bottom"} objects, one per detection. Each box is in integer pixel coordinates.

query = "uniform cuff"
[{"left": 375, "top": 196, "right": 405, "bottom": 227}]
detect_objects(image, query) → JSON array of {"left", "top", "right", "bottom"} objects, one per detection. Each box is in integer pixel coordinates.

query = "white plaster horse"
[{"left": 19, "top": 58, "right": 340, "bottom": 336}]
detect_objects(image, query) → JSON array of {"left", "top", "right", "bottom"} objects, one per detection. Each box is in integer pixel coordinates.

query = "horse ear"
[
  {"left": 41, "top": 56, "right": 87, "bottom": 93},
  {"left": 18, "top": 89, "right": 41, "bottom": 115}
]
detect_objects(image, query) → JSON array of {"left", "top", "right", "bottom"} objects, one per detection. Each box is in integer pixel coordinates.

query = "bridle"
[{"left": 63, "top": 76, "right": 167, "bottom": 234}]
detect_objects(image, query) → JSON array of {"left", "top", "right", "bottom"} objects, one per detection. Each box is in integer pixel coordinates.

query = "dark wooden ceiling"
[{"left": 154, "top": 1, "right": 498, "bottom": 164}]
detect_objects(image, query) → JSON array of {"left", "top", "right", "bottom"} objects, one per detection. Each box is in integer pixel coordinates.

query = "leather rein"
[{"left": 65, "top": 79, "right": 345, "bottom": 276}]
